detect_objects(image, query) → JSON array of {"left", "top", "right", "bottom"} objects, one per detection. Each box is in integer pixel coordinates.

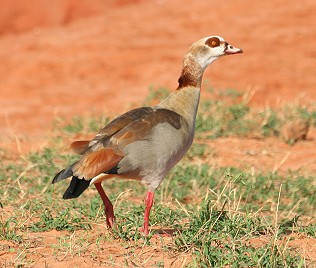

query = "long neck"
[
  {"left": 177, "top": 54, "right": 204, "bottom": 89},
  {"left": 158, "top": 55, "right": 204, "bottom": 125}
]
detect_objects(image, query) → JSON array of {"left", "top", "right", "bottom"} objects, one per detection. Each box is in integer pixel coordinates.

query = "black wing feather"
[
  {"left": 62, "top": 176, "right": 91, "bottom": 199},
  {"left": 52, "top": 164, "right": 75, "bottom": 184}
]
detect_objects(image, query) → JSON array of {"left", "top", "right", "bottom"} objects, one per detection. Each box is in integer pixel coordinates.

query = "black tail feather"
[
  {"left": 52, "top": 164, "right": 75, "bottom": 184},
  {"left": 62, "top": 176, "right": 91, "bottom": 199},
  {"left": 106, "top": 165, "right": 119, "bottom": 174},
  {"left": 53, "top": 162, "right": 117, "bottom": 200}
]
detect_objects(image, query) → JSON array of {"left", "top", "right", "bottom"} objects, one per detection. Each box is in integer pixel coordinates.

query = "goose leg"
[
  {"left": 142, "top": 191, "right": 154, "bottom": 235},
  {"left": 95, "top": 182, "right": 115, "bottom": 228}
]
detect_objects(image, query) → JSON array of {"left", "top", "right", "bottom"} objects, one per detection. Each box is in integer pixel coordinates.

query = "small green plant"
[
  {"left": 175, "top": 200, "right": 303, "bottom": 267},
  {"left": 30, "top": 208, "right": 91, "bottom": 232},
  {"left": 0, "top": 218, "right": 23, "bottom": 243},
  {"left": 186, "top": 143, "right": 210, "bottom": 159},
  {"left": 56, "top": 115, "right": 110, "bottom": 134}
]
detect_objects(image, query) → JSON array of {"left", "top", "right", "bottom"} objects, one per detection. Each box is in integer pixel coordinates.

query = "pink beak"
[{"left": 225, "top": 45, "right": 243, "bottom": 55}]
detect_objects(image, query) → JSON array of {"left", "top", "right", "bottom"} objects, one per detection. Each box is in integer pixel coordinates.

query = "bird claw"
[
  {"left": 105, "top": 212, "right": 116, "bottom": 229},
  {"left": 106, "top": 218, "right": 115, "bottom": 229},
  {"left": 138, "top": 226, "right": 149, "bottom": 236}
]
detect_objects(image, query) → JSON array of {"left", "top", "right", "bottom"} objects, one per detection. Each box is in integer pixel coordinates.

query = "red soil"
[{"left": 1, "top": 0, "right": 315, "bottom": 154}]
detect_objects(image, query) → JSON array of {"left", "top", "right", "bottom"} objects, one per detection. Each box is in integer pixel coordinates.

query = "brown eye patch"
[{"left": 205, "top": 37, "right": 220, "bottom": 48}]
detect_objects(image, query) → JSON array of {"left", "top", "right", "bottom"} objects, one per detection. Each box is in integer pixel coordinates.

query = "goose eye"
[{"left": 205, "top": 37, "right": 220, "bottom": 48}]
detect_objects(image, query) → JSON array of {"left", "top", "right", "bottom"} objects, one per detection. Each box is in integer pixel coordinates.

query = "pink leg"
[
  {"left": 142, "top": 191, "right": 154, "bottom": 235},
  {"left": 95, "top": 183, "right": 115, "bottom": 228}
]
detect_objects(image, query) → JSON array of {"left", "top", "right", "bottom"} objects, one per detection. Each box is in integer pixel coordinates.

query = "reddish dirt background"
[
  {"left": 1, "top": 0, "right": 315, "bottom": 154},
  {"left": 0, "top": 0, "right": 315, "bottom": 266}
]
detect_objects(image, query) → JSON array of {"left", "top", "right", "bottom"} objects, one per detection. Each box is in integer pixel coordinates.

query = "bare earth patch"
[{"left": 210, "top": 128, "right": 316, "bottom": 176}]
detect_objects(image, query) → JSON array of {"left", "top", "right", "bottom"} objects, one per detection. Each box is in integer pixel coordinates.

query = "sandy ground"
[{"left": 0, "top": 0, "right": 315, "bottom": 266}]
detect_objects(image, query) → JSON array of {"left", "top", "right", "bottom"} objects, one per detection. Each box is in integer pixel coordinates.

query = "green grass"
[
  {"left": 1, "top": 87, "right": 315, "bottom": 267},
  {"left": 175, "top": 201, "right": 302, "bottom": 267}
]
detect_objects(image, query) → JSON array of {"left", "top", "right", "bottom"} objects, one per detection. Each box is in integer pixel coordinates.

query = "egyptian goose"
[{"left": 52, "top": 36, "right": 242, "bottom": 235}]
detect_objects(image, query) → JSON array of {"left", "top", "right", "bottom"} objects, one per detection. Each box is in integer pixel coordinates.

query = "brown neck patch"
[
  {"left": 177, "top": 55, "right": 204, "bottom": 90},
  {"left": 177, "top": 71, "right": 201, "bottom": 89}
]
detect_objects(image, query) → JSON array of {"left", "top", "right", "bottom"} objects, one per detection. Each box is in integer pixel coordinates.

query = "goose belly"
[{"left": 117, "top": 121, "right": 194, "bottom": 191}]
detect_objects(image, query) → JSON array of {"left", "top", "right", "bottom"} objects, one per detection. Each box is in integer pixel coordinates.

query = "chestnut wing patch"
[
  {"left": 70, "top": 140, "right": 90, "bottom": 155},
  {"left": 95, "top": 107, "right": 155, "bottom": 141},
  {"left": 73, "top": 148, "right": 123, "bottom": 179},
  {"left": 69, "top": 107, "right": 155, "bottom": 155}
]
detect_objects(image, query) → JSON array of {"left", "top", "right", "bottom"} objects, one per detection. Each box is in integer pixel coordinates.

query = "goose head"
[{"left": 187, "top": 36, "right": 243, "bottom": 69}]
